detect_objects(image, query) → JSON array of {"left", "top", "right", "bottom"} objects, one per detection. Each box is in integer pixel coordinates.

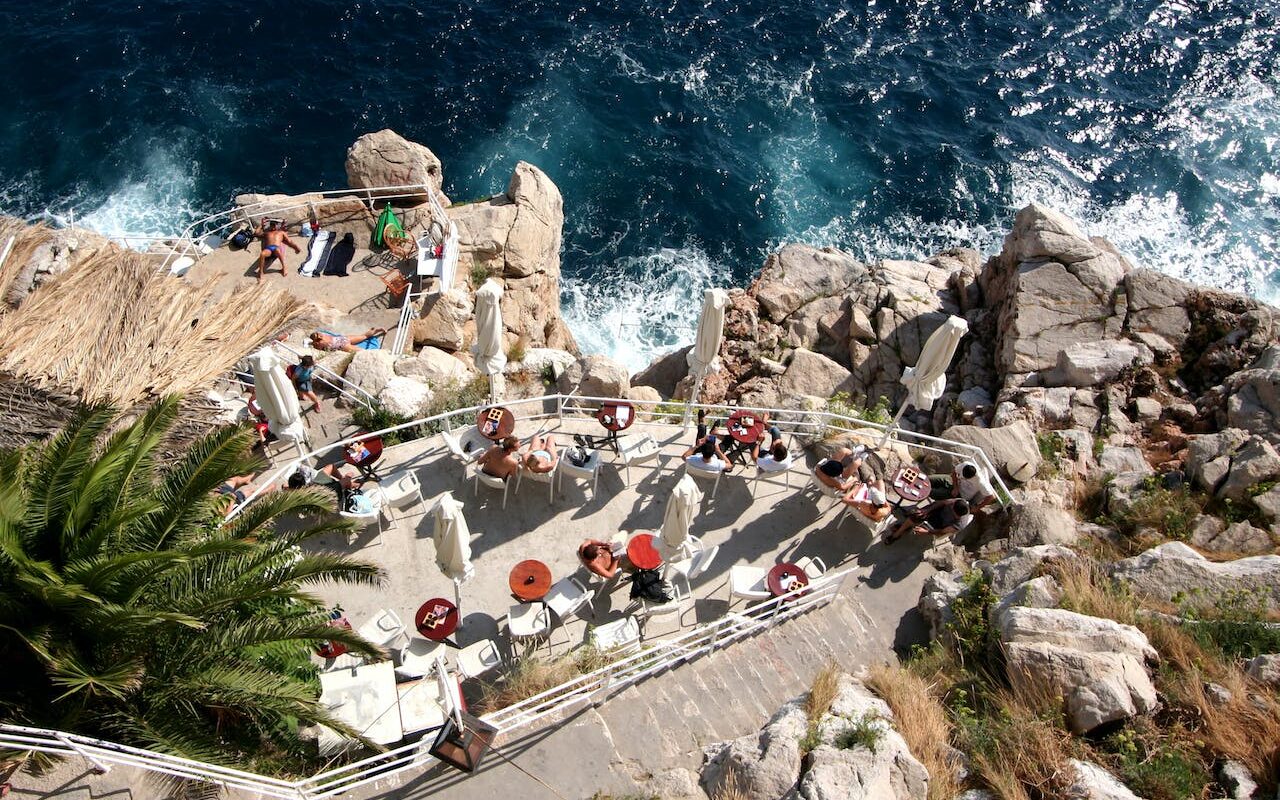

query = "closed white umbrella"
[
  {"left": 881, "top": 315, "right": 969, "bottom": 445},
  {"left": 249, "top": 347, "right": 306, "bottom": 448},
  {"left": 684, "top": 288, "right": 728, "bottom": 425},
  {"left": 472, "top": 278, "right": 507, "bottom": 403},
  {"left": 658, "top": 474, "right": 702, "bottom": 560},
  {"left": 432, "top": 492, "right": 474, "bottom": 614}
]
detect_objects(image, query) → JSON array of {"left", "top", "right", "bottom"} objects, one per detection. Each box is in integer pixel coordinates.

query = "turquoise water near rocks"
[{"left": 1, "top": 0, "right": 1277, "bottom": 370}]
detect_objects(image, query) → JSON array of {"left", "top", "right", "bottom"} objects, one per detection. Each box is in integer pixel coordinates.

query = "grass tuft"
[{"left": 867, "top": 663, "right": 961, "bottom": 800}]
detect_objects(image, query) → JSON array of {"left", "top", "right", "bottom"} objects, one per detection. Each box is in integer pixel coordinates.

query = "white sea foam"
[
  {"left": 74, "top": 143, "right": 206, "bottom": 242},
  {"left": 560, "top": 244, "right": 720, "bottom": 374}
]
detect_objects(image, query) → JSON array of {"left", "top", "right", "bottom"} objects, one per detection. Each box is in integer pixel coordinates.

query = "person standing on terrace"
[{"left": 254, "top": 219, "right": 300, "bottom": 282}]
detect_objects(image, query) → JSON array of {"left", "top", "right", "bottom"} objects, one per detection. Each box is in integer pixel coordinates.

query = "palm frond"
[
  {"left": 23, "top": 405, "right": 117, "bottom": 558},
  {"left": 142, "top": 424, "right": 260, "bottom": 551}
]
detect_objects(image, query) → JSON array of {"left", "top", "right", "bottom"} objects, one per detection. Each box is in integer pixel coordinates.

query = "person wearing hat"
[{"left": 842, "top": 482, "right": 891, "bottom": 522}]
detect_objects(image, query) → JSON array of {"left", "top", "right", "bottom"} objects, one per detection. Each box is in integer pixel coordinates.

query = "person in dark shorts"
[
  {"left": 886, "top": 498, "right": 973, "bottom": 543},
  {"left": 214, "top": 473, "right": 257, "bottom": 517},
  {"left": 293, "top": 355, "right": 321, "bottom": 412},
  {"left": 254, "top": 219, "right": 301, "bottom": 282}
]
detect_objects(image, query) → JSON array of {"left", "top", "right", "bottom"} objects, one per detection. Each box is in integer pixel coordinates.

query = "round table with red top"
[
  {"left": 767, "top": 563, "right": 810, "bottom": 597},
  {"left": 595, "top": 401, "right": 635, "bottom": 454},
  {"left": 626, "top": 532, "right": 663, "bottom": 570},
  {"left": 509, "top": 559, "right": 553, "bottom": 602},
  {"left": 414, "top": 598, "right": 460, "bottom": 641},
  {"left": 343, "top": 435, "right": 384, "bottom": 480},
  {"left": 890, "top": 465, "right": 932, "bottom": 505},
  {"left": 316, "top": 616, "right": 352, "bottom": 659},
  {"left": 476, "top": 406, "right": 516, "bottom": 440},
  {"left": 727, "top": 409, "right": 766, "bottom": 444}
]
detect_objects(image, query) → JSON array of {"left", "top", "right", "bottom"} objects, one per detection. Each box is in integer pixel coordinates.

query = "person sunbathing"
[
  {"left": 309, "top": 328, "right": 386, "bottom": 353},
  {"left": 478, "top": 436, "right": 521, "bottom": 480},
  {"left": 523, "top": 434, "right": 558, "bottom": 474},
  {"left": 843, "top": 483, "right": 891, "bottom": 522},
  {"left": 254, "top": 220, "right": 300, "bottom": 283},
  {"left": 214, "top": 472, "right": 257, "bottom": 517},
  {"left": 579, "top": 539, "right": 620, "bottom": 579}
]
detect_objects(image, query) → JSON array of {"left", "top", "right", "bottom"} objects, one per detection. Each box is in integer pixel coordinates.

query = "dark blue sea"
[{"left": 2, "top": 0, "right": 1278, "bottom": 369}]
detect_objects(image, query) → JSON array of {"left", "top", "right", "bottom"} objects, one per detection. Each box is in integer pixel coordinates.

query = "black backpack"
[{"left": 629, "top": 568, "right": 672, "bottom": 604}]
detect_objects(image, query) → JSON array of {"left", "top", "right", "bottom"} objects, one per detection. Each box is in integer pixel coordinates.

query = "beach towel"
[
  {"left": 321, "top": 232, "right": 356, "bottom": 277},
  {"left": 299, "top": 230, "right": 333, "bottom": 277}
]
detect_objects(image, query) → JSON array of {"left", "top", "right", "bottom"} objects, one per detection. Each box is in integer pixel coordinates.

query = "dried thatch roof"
[{"left": 0, "top": 217, "right": 313, "bottom": 449}]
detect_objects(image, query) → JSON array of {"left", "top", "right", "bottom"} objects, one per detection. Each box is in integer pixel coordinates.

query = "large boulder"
[
  {"left": 1006, "top": 502, "right": 1080, "bottom": 547},
  {"left": 1224, "top": 347, "right": 1280, "bottom": 442},
  {"left": 232, "top": 192, "right": 374, "bottom": 239},
  {"left": 754, "top": 244, "right": 868, "bottom": 321},
  {"left": 411, "top": 289, "right": 472, "bottom": 351},
  {"left": 1216, "top": 436, "right": 1280, "bottom": 501},
  {"left": 1125, "top": 269, "right": 1194, "bottom": 350},
  {"left": 344, "top": 349, "right": 397, "bottom": 397},
  {"left": 1110, "top": 542, "right": 1280, "bottom": 610},
  {"left": 1190, "top": 520, "right": 1274, "bottom": 556},
  {"left": 701, "top": 700, "right": 807, "bottom": 800},
  {"left": 502, "top": 162, "right": 564, "bottom": 279},
  {"left": 998, "top": 606, "right": 1159, "bottom": 734},
  {"left": 938, "top": 421, "right": 1041, "bottom": 484},
  {"left": 1043, "top": 339, "right": 1155, "bottom": 388},
  {"left": 1066, "top": 760, "right": 1143, "bottom": 800},
  {"left": 1246, "top": 654, "right": 1280, "bottom": 689},
  {"left": 779, "top": 348, "right": 856, "bottom": 398},
  {"left": 979, "top": 545, "right": 1080, "bottom": 596},
  {"left": 378, "top": 376, "right": 433, "bottom": 418},
  {"left": 797, "top": 677, "right": 929, "bottom": 800},
  {"left": 506, "top": 347, "right": 576, "bottom": 379},
  {"left": 557, "top": 355, "right": 630, "bottom": 399},
  {"left": 345, "top": 129, "right": 444, "bottom": 199},
  {"left": 918, "top": 570, "right": 966, "bottom": 643},
  {"left": 633, "top": 345, "right": 692, "bottom": 398},
  {"left": 1185, "top": 428, "right": 1251, "bottom": 492},
  {"left": 395, "top": 346, "right": 476, "bottom": 385}
]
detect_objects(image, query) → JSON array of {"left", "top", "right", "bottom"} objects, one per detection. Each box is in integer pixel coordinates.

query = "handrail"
[{"left": 270, "top": 340, "right": 376, "bottom": 410}]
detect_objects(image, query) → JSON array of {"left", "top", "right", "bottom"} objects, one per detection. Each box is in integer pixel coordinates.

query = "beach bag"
[
  {"left": 629, "top": 569, "right": 672, "bottom": 604},
  {"left": 230, "top": 229, "right": 252, "bottom": 249},
  {"left": 339, "top": 486, "right": 373, "bottom": 514},
  {"left": 567, "top": 445, "right": 591, "bottom": 467}
]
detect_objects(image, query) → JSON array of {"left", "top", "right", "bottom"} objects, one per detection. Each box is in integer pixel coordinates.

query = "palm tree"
[{"left": 0, "top": 398, "right": 386, "bottom": 771}]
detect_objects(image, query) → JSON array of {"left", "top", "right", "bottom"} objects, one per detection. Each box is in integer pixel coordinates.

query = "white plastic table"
[{"left": 317, "top": 660, "right": 402, "bottom": 753}]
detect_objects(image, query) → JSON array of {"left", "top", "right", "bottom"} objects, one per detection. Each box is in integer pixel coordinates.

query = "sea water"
[{"left": 1, "top": 0, "right": 1277, "bottom": 371}]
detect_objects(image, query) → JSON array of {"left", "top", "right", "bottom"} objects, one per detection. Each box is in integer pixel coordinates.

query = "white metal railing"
[
  {"left": 0, "top": 570, "right": 846, "bottom": 799},
  {"left": 389, "top": 186, "right": 458, "bottom": 356},
  {"left": 155, "top": 182, "right": 442, "bottom": 275},
  {"left": 269, "top": 340, "right": 376, "bottom": 410}
]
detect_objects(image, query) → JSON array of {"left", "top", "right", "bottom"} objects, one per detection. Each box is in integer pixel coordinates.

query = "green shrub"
[
  {"left": 1101, "top": 727, "right": 1210, "bottom": 800},
  {"left": 350, "top": 401, "right": 412, "bottom": 445},
  {"left": 834, "top": 713, "right": 884, "bottom": 753},
  {"left": 1177, "top": 589, "right": 1280, "bottom": 660},
  {"left": 470, "top": 263, "right": 493, "bottom": 286},
  {"left": 1036, "top": 432, "right": 1064, "bottom": 478},
  {"left": 946, "top": 571, "right": 999, "bottom": 671},
  {"left": 1112, "top": 484, "right": 1204, "bottom": 541},
  {"left": 348, "top": 376, "right": 490, "bottom": 444},
  {"left": 826, "top": 392, "right": 892, "bottom": 431}
]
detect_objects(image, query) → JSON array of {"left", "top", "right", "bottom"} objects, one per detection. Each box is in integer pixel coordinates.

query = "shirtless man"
[
  {"left": 255, "top": 220, "right": 300, "bottom": 282},
  {"left": 478, "top": 436, "right": 521, "bottom": 480}
]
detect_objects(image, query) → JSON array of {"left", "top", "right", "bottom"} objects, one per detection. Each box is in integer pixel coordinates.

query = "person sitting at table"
[
  {"left": 284, "top": 462, "right": 360, "bottom": 491},
  {"left": 478, "top": 436, "right": 521, "bottom": 480},
  {"left": 929, "top": 461, "right": 997, "bottom": 511},
  {"left": 524, "top": 434, "right": 558, "bottom": 474},
  {"left": 756, "top": 439, "right": 792, "bottom": 472},
  {"left": 578, "top": 539, "right": 620, "bottom": 579},
  {"left": 844, "top": 449, "right": 885, "bottom": 494},
  {"left": 886, "top": 498, "right": 972, "bottom": 543},
  {"left": 684, "top": 439, "right": 732, "bottom": 473},
  {"left": 749, "top": 412, "right": 785, "bottom": 462},
  {"left": 308, "top": 327, "right": 386, "bottom": 353},
  {"left": 843, "top": 483, "right": 891, "bottom": 522},
  {"left": 815, "top": 446, "right": 856, "bottom": 492}
]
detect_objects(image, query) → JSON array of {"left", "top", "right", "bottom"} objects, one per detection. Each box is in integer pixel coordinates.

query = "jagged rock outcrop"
[
  {"left": 701, "top": 700, "right": 807, "bottom": 800},
  {"left": 557, "top": 354, "right": 630, "bottom": 399},
  {"left": 345, "top": 129, "right": 445, "bottom": 200},
  {"left": 1066, "top": 760, "right": 1144, "bottom": 800},
  {"left": 1110, "top": 542, "right": 1280, "bottom": 609}
]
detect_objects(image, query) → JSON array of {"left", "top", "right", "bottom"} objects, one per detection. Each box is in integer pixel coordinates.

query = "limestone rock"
[
  {"left": 754, "top": 244, "right": 867, "bottom": 321},
  {"left": 412, "top": 290, "right": 472, "bottom": 351},
  {"left": 779, "top": 348, "right": 855, "bottom": 398},
  {"left": 633, "top": 345, "right": 692, "bottom": 398},
  {"left": 1006, "top": 502, "right": 1081, "bottom": 547},
  {"left": 1065, "top": 759, "right": 1143, "bottom": 800},
  {"left": 1110, "top": 542, "right": 1280, "bottom": 609},
  {"left": 924, "top": 543, "right": 972, "bottom": 574},
  {"left": 701, "top": 700, "right": 806, "bottom": 800},
  {"left": 919, "top": 571, "right": 965, "bottom": 643},
  {"left": 798, "top": 677, "right": 929, "bottom": 800},
  {"left": 508, "top": 347, "right": 576, "bottom": 380},
  {"left": 998, "top": 606, "right": 1158, "bottom": 663},
  {"left": 1217, "top": 436, "right": 1280, "bottom": 501},
  {"left": 1253, "top": 484, "right": 1280, "bottom": 522},
  {"left": 345, "top": 129, "right": 443, "bottom": 199},
  {"left": 1044, "top": 339, "right": 1154, "bottom": 388},
  {"left": 939, "top": 421, "right": 1041, "bottom": 484},
  {"left": 1125, "top": 268, "right": 1194, "bottom": 349},
  {"left": 1218, "top": 761, "right": 1258, "bottom": 800},
  {"left": 1225, "top": 356, "right": 1280, "bottom": 442},
  {"left": 378, "top": 376, "right": 433, "bottom": 418},
  {"left": 1098, "top": 446, "right": 1153, "bottom": 476},
  {"left": 1246, "top": 654, "right": 1280, "bottom": 689},
  {"left": 992, "top": 575, "right": 1064, "bottom": 621},
  {"left": 232, "top": 192, "right": 373, "bottom": 239},
  {"left": 503, "top": 161, "right": 564, "bottom": 279},
  {"left": 980, "top": 545, "right": 1079, "bottom": 596},
  {"left": 1008, "top": 204, "right": 1104, "bottom": 265},
  {"left": 1185, "top": 428, "right": 1250, "bottom": 491},
  {"left": 344, "top": 349, "right": 397, "bottom": 397},
  {"left": 557, "top": 355, "right": 630, "bottom": 399},
  {"left": 395, "top": 346, "right": 476, "bottom": 386},
  {"left": 1106, "top": 472, "right": 1154, "bottom": 517},
  {"left": 626, "top": 384, "right": 663, "bottom": 406},
  {"left": 1190, "top": 520, "right": 1274, "bottom": 556}
]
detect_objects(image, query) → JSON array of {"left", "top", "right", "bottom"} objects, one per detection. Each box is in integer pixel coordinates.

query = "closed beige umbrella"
[
  {"left": 249, "top": 347, "right": 306, "bottom": 451},
  {"left": 432, "top": 492, "right": 474, "bottom": 613},
  {"left": 880, "top": 315, "right": 969, "bottom": 446},
  {"left": 684, "top": 287, "right": 728, "bottom": 427},
  {"left": 658, "top": 474, "right": 702, "bottom": 560},
  {"left": 472, "top": 278, "right": 507, "bottom": 403}
]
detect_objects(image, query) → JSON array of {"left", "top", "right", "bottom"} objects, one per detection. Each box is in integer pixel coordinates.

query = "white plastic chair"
[
  {"left": 515, "top": 461, "right": 557, "bottom": 504},
  {"left": 616, "top": 433, "right": 660, "bottom": 486},
  {"left": 339, "top": 486, "right": 385, "bottom": 544},
  {"left": 808, "top": 462, "right": 845, "bottom": 516},
  {"left": 795, "top": 555, "right": 827, "bottom": 580},
  {"left": 456, "top": 639, "right": 502, "bottom": 679},
  {"left": 728, "top": 565, "right": 771, "bottom": 605},
  {"left": 683, "top": 458, "right": 724, "bottom": 499},
  {"left": 558, "top": 448, "right": 602, "bottom": 499},
  {"left": 635, "top": 572, "right": 690, "bottom": 635},
  {"left": 506, "top": 602, "right": 552, "bottom": 654},
  {"left": 544, "top": 576, "right": 594, "bottom": 622},
  {"left": 358, "top": 608, "right": 408, "bottom": 650},
  {"left": 442, "top": 428, "right": 486, "bottom": 472},
  {"left": 752, "top": 452, "right": 795, "bottom": 497},
  {"left": 665, "top": 543, "right": 719, "bottom": 582},
  {"left": 472, "top": 462, "right": 511, "bottom": 509},
  {"left": 588, "top": 615, "right": 641, "bottom": 654},
  {"left": 378, "top": 470, "right": 425, "bottom": 525},
  {"left": 395, "top": 638, "right": 449, "bottom": 681}
]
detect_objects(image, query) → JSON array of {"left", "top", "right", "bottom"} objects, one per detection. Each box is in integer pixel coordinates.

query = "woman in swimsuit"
[
  {"left": 523, "top": 434, "right": 558, "bottom": 474},
  {"left": 309, "top": 328, "right": 387, "bottom": 353}
]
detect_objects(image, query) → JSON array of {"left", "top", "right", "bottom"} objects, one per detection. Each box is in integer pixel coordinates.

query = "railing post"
[{"left": 54, "top": 733, "right": 111, "bottom": 775}]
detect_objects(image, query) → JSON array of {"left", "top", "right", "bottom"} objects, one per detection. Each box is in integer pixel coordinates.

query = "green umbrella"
[{"left": 371, "top": 203, "right": 405, "bottom": 249}]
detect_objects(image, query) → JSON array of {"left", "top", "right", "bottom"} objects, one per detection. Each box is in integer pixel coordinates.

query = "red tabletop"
[
  {"left": 476, "top": 406, "right": 516, "bottom": 440},
  {"left": 414, "top": 598, "right": 459, "bottom": 641},
  {"left": 509, "top": 559, "right": 553, "bottom": 601},
  {"left": 727, "top": 410, "right": 766, "bottom": 444},
  {"left": 891, "top": 465, "right": 932, "bottom": 503},
  {"left": 316, "top": 616, "right": 352, "bottom": 658},
  {"left": 767, "top": 563, "right": 810, "bottom": 597},
  {"left": 343, "top": 436, "right": 384, "bottom": 468},
  {"left": 626, "top": 532, "right": 663, "bottom": 570},
  {"left": 597, "top": 401, "right": 636, "bottom": 433}
]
